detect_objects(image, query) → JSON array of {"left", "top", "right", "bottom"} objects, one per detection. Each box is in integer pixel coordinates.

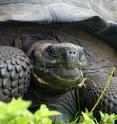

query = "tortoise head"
[{"left": 30, "top": 42, "right": 87, "bottom": 93}]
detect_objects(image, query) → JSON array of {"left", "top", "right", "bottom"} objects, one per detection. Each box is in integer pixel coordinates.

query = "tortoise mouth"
[
  {"left": 32, "top": 60, "right": 87, "bottom": 91},
  {"left": 35, "top": 63, "right": 84, "bottom": 78},
  {"left": 48, "top": 67, "right": 82, "bottom": 80},
  {"left": 34, "top": 64, "right": 84, "bottom": 82}
]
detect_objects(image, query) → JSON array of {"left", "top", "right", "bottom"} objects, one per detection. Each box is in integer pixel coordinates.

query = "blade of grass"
[{"left": 91, "top": 67, "right": 116, "bottom": 112}]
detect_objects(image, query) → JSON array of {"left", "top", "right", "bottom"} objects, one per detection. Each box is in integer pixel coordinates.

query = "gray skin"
[{"left": 0, "top": 23, "right": 117, "bottom": 122}]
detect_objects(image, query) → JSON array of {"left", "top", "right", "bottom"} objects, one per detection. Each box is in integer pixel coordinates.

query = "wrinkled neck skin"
[
  {"left": 24, "top": 72, "right": 78, "bottom": 122},
  {"left": 25, "top": 81, "right": 78, "bottom": 122}
]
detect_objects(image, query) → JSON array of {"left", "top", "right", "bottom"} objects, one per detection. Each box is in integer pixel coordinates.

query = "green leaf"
[
  {"left": 34, "top": 104, "right": 61, "bottom": 118},
  {"left": 34, "top": 104, "right": 61, "bottom": 124},
  {"left": 100, "top": 111, "right": 116, "bottom": 124},
  {"left": 7, "top": 98, "right": 32, "bottom": 112},
  {"left": 0, "top": 99, "right": 61, "bottom": 124}
]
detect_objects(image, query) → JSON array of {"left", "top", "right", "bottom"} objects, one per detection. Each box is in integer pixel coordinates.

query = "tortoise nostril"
[
  {"left": 69, "top": 51, "right": 72, "bottom": 54},
  {"left": 69, "top": 51, "right": 76, "bottom": 54}
]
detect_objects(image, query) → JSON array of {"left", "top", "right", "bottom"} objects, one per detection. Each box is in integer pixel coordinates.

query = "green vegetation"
[
  {"left": 0, "top": 98, "right": 60, "bottom": 124},
  {"left": 77, "top": 109, "right": 117, "bottom": 124},
  {"left": 0, "top": 98, "right": 116, "bottom": 124}
]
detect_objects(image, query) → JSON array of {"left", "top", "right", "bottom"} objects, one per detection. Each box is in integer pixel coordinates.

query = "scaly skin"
[{"left": 0, "top": 46, "right": 31, "bottom": 102}]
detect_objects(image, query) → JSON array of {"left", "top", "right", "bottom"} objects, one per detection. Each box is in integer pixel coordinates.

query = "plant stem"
[{"left": 91, "top": 67, "right": 116, "bottom": 112}]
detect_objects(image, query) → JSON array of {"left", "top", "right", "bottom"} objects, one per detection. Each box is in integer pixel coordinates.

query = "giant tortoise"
[{"left": 0, "top": 0, "right": 117, "bottom": 122}]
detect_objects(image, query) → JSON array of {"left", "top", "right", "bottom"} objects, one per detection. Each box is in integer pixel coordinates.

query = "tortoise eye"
[{"left": 46, "top": 46, "right": 58, "bottom": 58}]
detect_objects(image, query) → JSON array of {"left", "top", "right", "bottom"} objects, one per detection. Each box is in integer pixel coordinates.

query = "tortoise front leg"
[
  {"left": 80, "top": 68, "right": 117, "bottom": 114},
  {"left": 0, "top": 46, "right": 31, "bottom": 102}
]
